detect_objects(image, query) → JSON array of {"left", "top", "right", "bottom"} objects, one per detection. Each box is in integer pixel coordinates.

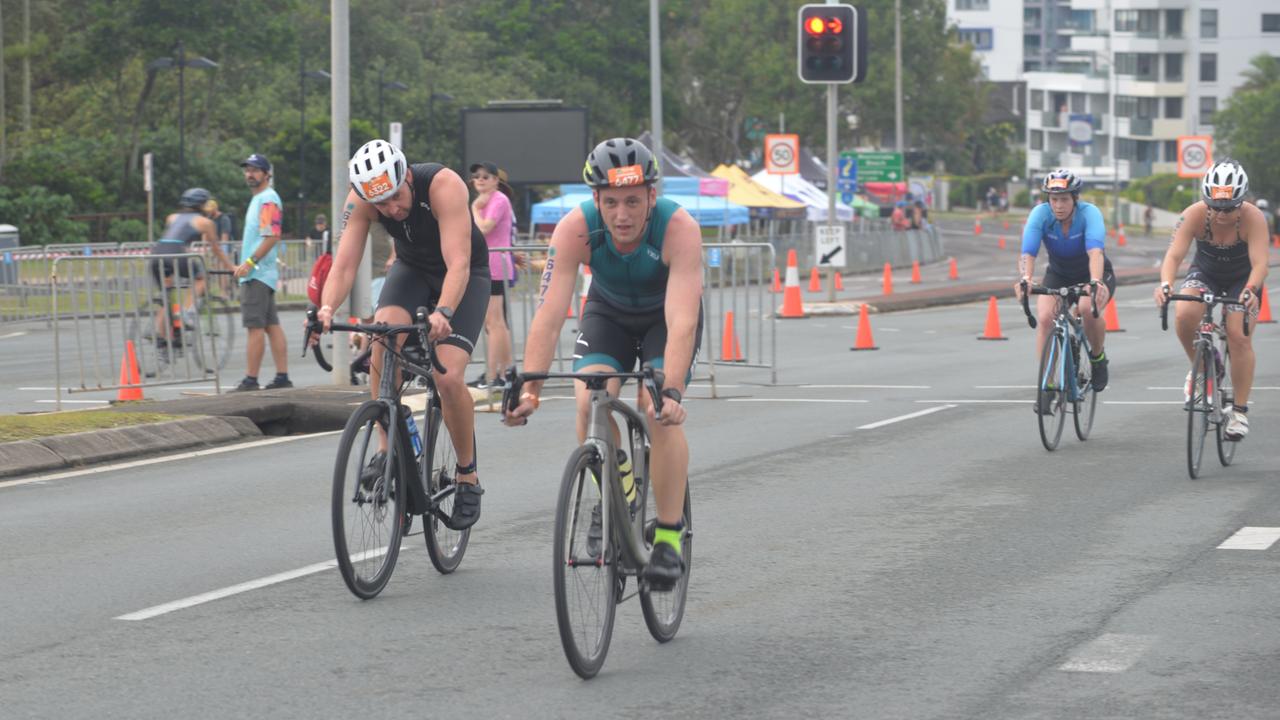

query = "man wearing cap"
[{"left": 232, "top": 153, "right": 292, "bottom": 391}]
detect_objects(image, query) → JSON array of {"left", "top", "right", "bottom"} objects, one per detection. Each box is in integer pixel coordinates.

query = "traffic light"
[{"left": 797, "top": 4, "right": 866, "bottom": 84}]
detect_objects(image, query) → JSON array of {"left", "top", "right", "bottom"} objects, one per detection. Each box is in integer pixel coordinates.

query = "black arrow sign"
[{"left": 820, "top": 246, "right": 844, "bottom": 264}]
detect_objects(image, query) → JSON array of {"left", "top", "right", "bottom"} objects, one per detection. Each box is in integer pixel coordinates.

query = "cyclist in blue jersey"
[
  {"left": 1015, "top": 169, "right": 1115, "bottom": 412},
  {"left": 505, "top": 138, "right": 703, "bottom": 590}
]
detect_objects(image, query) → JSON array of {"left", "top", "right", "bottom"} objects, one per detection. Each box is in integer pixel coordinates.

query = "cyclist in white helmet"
[
  {"left": 315, "top": 139, "right": 492, "bottom": 529},
  {"left": 1155, "top": 159, "right": 1270, "bottom": 440}
]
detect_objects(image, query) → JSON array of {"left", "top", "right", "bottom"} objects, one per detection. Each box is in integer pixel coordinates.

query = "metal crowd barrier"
[
  {"left": 52, "top": 253, "right": 223, "bottom": 409},
  {"left": 764, "top": 222, "right": 944, "bottom": 273}
]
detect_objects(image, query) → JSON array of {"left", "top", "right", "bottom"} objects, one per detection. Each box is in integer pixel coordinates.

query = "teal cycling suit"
[{"left": 572, "top": 197, "right": 702, "bottom": 374}]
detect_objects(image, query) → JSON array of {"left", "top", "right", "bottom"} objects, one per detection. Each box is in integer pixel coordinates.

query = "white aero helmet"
[
  {"left": 1201, "top": 159, "right": 1249, "bottom": 210},
  {"left": 349, "top": 139, "right": 408, "bottom": 203}
]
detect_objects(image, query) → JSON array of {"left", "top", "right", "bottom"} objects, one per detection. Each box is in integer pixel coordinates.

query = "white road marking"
[
  {"left": 116, "top": 545, "right": 398, "bottom": 621},
  {"left": 916, "top": 399, "right": 1028, "bottom": 404},
  {"left": 20, "top": 385, "right": 219, "bottom": 392},
  {"left": 727, "top": 398, "right": 870, "bottom": 403},
  {"left": 1, "top": 331, "right": 28, "bottom": 339},
  {"left": 1217, "top": 526, "right": 1280, "bottom": 550},
  {"left": 801, "top": 384, "right": 930, "bottom": 389},
  {"left": 858, "top": 405, "right": 955, "bottom": 430},
  {"left": 35, "top": 399, "right": 109, "bottom": 405},
  {"left": 1102, "top": 401, "right": 1185, "bottom": 405},
  {"left": 0, "top": 430, "right": 343, "bottom": 490},
  {"left": 1059, "top": 633, "right": 1154, "bottom": 673},
  {"left": 974, "top": 385, "right": 1036, "bottom": 389},
  {"left": 1148, "top": 386, "right": 1279, "bottom": 391}
]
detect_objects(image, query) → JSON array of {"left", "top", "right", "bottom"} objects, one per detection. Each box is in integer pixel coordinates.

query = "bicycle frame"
[
  {"left": 1162, "top": 291, "right": 1250, "bottom": 416},
  {"left": 1023, "top": 282, "right": 1097, "bottom": 403}
]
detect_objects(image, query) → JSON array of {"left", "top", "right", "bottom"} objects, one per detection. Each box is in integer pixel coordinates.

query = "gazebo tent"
[
  {"left": 530, "top": 183, "right": 749, "bottom": 227},
  {"left": 749, "top": 170, "right": 857, "bottom": 222},
  {"left": 710, "top": 164, "right": 807, "bottom": 220}
]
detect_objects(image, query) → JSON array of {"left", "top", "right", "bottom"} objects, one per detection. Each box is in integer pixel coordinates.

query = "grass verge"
[{"left": 0, "top": 410, "right": 180, "bottom": 442}]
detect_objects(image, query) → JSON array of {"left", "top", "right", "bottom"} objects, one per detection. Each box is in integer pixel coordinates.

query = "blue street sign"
[
  {"left": 2, "top": 252, "right": 11, "bottom": 264},
  {"left": 840, "top": 191, "right": 856, "bottom": 205},
  {"left": 707, "top": 247, "right": 721, "bottom": 268},
  {"left": 838, "top": 154, "right": 857, "bottom": 181},
  {"left": 83, "top": 247, "right": 93, "bottom": 256},
  {"left": 836, "top": 178, "right": 857, "bottom": 193}
]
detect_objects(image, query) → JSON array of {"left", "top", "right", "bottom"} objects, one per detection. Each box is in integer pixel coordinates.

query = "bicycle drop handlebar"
[
  {"left": 301, "top": 306, "right": 447, "bottom": 375},
  {"left": 1019, "top": 281, "right": 1100, "bottom": 330},
  {"left": 500, "top": 365, "right": 667, "bottom": 418},
  {"left": 1159, "top": 291, "right": 1250, "bottom": 337}
]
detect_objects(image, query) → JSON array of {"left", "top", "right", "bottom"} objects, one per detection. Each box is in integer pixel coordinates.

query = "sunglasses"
[
  {"left": 472, "top": 173, "right": 494, "bottom": 182},
  {"left": 1213, "top": 204, "right": 1241, "bottom": 214}
]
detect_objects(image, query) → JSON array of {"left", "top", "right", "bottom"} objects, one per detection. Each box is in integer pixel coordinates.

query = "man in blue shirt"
[
  {"left": 231, "top": 153, "right": 291, "bottom": 391},
  {"left": 1015, "top": 169, "right": 1114, "bottom": 408}
]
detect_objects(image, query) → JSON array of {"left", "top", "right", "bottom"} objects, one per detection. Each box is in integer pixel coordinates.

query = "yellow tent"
[{"left": 711, "top": 164, "right": 808, "bottom": 217}]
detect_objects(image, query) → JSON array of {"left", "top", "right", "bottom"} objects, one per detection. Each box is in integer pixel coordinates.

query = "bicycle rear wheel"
[
  {"left": 423, "top": 397, "right": 470, "bottom": 574},
  {"left": 192, "top": 295, "right": 236, "bottom": 373},
  {"left": 640, "top": 479, "right": 692, "bottom": 644},
  {"left": 126, "top": 305, "right": 161, "bottom": 379},
  {"left": 1216, "top": 342, "right": 1238, "bottom": 467},
  {"left": 553, "top": 445, "right": 616, "bottom": 679},
  {"left": 1186, "top": 349, "right": 1212, "bottom": 479},
  {"left": 1072, "top": 336, "right": 1097, "bottom": 441},
  {"left": 1037, "top": 331, "right": 1067, "bottom": 451},
  {"left": 332, "top": 401, "right": 406, "bottom": 598}
]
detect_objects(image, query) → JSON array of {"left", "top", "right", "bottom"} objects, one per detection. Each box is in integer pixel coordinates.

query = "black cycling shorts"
[
  {"left": 377, "top": 261, "right": 489, "bottom": 355},
  {"left": 1041, "top": 260, "right": 1116, "bottom": 301},
  {"left": 1182, "top": 262, "right": 1259, "bottom": 316},
  {"left": 149, "top": 242, "right": 205, "bottom": 284},
  {"left": 572, "top": 300, "right": 703, "bottom": 382}
]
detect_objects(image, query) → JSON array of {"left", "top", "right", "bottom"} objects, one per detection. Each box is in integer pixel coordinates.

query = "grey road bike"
[
  {"left": 1021, "top": 281, "right": 1100, "bottom": 451},
  {"left": 502, "top": 366, "right": 692, "bottom": 679}
]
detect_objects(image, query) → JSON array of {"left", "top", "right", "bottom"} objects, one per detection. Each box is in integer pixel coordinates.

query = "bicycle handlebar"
[
  {"left": 1020, "top": 281, "right": 1099, "bottom": 329},
  {"left": 500, "top": 365, "right": 667, "bottom": 419},
  {"left": 302, "top": 306, "right": 446, "bottom": 375},
  {"left": 1159, "top": 292, "right": 1250, "bottom": 337}
]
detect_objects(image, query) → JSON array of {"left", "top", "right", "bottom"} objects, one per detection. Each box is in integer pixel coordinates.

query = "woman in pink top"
[{"left": 469, "top": 161, "right": 518, "bottom": 388}]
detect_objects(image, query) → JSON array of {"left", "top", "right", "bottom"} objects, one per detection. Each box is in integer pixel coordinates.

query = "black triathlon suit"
[
  {"left": 375, "top": 162, "right": 491, "bottom": 354},
  {"left": 1181, "top": 205, "right": 1260, "bottom": 314},
  {"left": 150, "top": 211, "right": 206, "bottom": 283}
]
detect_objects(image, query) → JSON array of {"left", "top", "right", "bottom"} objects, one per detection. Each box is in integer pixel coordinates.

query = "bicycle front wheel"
[
  {"left": 553, "top": 445, "right": 617, "bottom": 679},
  {"left": 1072, "top": 336, "right": 1097, "bottom": 441},
  {"left": 1186, "top": 349, "right": 1212, "bottom": 479},
  {"left": 1216, "top": 343, "right": 1238, "bottom": 467},
  {"left": 423, "top": 398, "right": 470, "bottom": 574},
  {"left": 196, "top": 295, "right": 236, "bottom": 372},
  {"left": 640, "top": 480, "right": 692, "bottom": 643},
  {"left": 1037, "top": 331, "right": 1067, "bottom": 451},
  {"left": 332, "top": 401, "right": 406, "bottom": 598}
]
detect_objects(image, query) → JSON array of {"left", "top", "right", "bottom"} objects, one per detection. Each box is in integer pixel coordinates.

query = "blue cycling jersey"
[{"left": 1020, "top": 200, "right": 1107, "bottom": 278}]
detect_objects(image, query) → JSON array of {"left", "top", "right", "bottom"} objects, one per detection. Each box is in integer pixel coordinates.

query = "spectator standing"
[
  {"left": 231, "top": 153, "right": 291, "bottom": 391},
  {"left": 467, "top": 161, "right": 519, "bottom": 389},
  {"left": 305, "top": 213, "right": 329, "bottom": 242}
]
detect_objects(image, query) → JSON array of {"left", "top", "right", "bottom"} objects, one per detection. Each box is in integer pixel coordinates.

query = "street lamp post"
[
  {"left": 377, "top": 67, "right": 408, "bottom": 140},
  {"left": 428, "top": 92, "right": 454, "bottom": 162},
  {"left": 298, "top": 54, "right": 331, "bottom": 240},
  {"left": 148, "top": 41, "right": 218, "bottom": 189}
]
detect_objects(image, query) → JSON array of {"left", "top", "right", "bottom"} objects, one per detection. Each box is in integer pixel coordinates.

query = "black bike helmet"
[
  {"left": 1042, "top": 169, "right": 1082, "bottom": 195},
  {"left": 179, "top": 187, "right": 212, "bottom": 209},
  {"left": 582, "top": 138, "right": 660, "bottom": 188}
]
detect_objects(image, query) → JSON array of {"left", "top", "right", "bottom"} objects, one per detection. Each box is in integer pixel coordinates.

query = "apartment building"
[
  {"left": 1024, "top": 0, "right": 1279, "bottom": 184},
  {"left": 948, "top": 0, "right": 1027, "bottom": 81}
]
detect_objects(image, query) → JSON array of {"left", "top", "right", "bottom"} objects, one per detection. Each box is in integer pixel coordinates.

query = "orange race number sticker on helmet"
[
  {"left": 607, "top": 165, "right": 645, "bottom": 187},
  {"left": 360, "top": 171, "right": 395, "bottom": 200},
  {"left": 1047, "top": 177, "right": 1069, "bottom": 190},
  {"left": 1210, "top": 186, "right": 1234, "bottom": 200}
]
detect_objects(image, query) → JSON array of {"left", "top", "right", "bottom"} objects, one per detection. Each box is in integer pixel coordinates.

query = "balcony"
[
  {"left": 1041, "top": 110, "right": 1062, "bottom": 128},
  {"left": 1128, "top": 117, "right": 1153, "bottom": 136}
]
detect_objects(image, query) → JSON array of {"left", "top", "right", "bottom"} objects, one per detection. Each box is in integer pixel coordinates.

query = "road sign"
[
  {"left": 707, "top": 247, "right": 721, "bottom": 268},
  {"left": 765, "top": 133, "right": 800, "bottom": 175},
  {"left": 855, "top": 151, "right": 903, "bottom": 183},
  {"left": 814, "top": 224, "right": 847, "bottom": 269},
  {"left": 840, "top": 191, "right": 856, "bottom": 205},
  {"left": 1177, "top": 135, "right": 1213, "bottom": 178},
  {"left": 389, "top": 122, "right": 403, "bottom": 149}
]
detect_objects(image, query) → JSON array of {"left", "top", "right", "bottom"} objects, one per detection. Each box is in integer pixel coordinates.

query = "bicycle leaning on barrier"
[
  {"left": 1159, "top": 291, "right": 1250, "bottom": 479},
  {"left": 1020, "top": 280, "right": 1100, "bottom": 451},
  {"left": 502, "top": 365, "right": 692, "bottom": 679},
  {"left": 304, "top": 307, "right": 471, "bottom": 599}
]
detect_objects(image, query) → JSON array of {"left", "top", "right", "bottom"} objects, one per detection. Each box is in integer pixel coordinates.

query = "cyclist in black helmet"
[
  {"left": 505, "top": 137, "right": 704, "bottom": 590},
  {"left": 148, "top": 188, "right": 236, "bottom": 358}
]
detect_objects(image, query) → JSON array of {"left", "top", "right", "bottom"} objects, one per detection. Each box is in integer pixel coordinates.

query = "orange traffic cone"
[
  {"left": 1104, "top": 299, "right": 1124, "bottom": 332},
  {"left": 1258, "top": 287, "right": 1275, "bottom": 324},
  {"left": 882, "top": 263, "right": 894, "bottom": 296},
  {"left": 1117, "top": 228, "right": 1127, "bottom": 247},
  {"left": 1002, "top": 219, "right": 1010, "bottom": 231},
  {"left": 808, "top": 266, "right": 822, "bottom": 292},
  {"left": 910, "top": 261, "right": 921, "bottom": 284},
  {"left": 948, "top": 258, "right": 959, "bottom": 280},
  {"left": 833, "top": 272, "right": 844, "bottom": 291},
  {"left": 1272, "top": 234, "right": 1279, "bottom": 249},
  {"left": 974, "top": 219, "right": 982, "bottom": 235},
  {"left": 998, "top": 236, "right": 1006, "bottom": 250},
  {"left": 721, "top": 311, "right": 744, "bottom": 361},
  {"left": 850, "top": 304, "right": 878, "bottom": 351},
  {"left": 771, "top": 267, "right": 782, "bottom": 293},
  {"left": 779, "top": 249, "right": 806, "bottom": 319},
  {"left": 117, "top": 340, "right": 144, "bottom": 401},
  {"left": 977, "top": 296, "right": 1008, "bottom": 340}
]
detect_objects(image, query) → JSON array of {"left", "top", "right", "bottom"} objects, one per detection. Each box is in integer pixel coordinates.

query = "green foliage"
[
  {"left": 1214, "top": 54, "right": 1280, "bottom": 202},
  {"left": 1122, "top": 174, "right": 1197, "bottom": 213},
  {"left": 947, "top": 173, "right": 1010, "bottom": 208},
  {"left": 0, "top": 187, "right": 89, "bottom": 246},
  {"left": 1013, "top": 189, "right": 1030, "bottom": 208},
  {"left": 106, "top": 219, "right": 149, "bottom": 245}
]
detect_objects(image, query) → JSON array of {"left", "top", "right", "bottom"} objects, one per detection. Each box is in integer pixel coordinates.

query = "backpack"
[{"left": 306, "top": 251, "right": 333, "bottom": 306}]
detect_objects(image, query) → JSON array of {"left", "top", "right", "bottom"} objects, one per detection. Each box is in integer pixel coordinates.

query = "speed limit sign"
[
  {"left": 1177, "top": 135, "right": 1213, "bottom": 178},
  {"left": 765, "top": 133, "right": 800, "bottom": 175}
]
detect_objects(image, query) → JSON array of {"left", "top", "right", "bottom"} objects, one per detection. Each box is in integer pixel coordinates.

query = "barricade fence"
[
  {"left": 52, "top": 254, "right": 227, "bottom": 409},
  {"left": 759, "top": 220, "right": 944, "bottom": 275}
]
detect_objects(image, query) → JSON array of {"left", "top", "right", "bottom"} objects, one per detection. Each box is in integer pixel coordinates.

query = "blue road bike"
[{"left": 1021, "top": 281, "right": 1100, "bottom": 451}]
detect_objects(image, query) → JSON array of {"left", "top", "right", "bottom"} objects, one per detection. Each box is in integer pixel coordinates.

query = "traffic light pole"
[{"left": 827, "top": 83, "right": 838, "bottom": 302}]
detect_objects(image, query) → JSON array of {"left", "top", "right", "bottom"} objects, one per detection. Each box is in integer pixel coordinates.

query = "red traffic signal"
[{"left": 797, "top": 4, "right": 865, "bottom": 84}]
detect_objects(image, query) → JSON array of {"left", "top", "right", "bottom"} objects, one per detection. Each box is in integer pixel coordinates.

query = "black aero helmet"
[
  {"left": 582, "top": 137, "right": 660, "bottom": 188},
  {"left": 1042, "top": 168, "right": 1082, "bottom": 195},
  {"left": 180, "top": 187, "right": 212, "bottom": 209}
]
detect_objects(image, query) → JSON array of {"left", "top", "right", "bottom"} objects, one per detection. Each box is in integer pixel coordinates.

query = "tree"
[{"left": 1215, "top": 54, "right": 1280, "bottom": 202}]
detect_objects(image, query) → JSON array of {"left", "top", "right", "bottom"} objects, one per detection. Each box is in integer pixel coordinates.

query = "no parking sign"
[{"left": 1177, "top": 136, "right": 1213, "bottom": 178}]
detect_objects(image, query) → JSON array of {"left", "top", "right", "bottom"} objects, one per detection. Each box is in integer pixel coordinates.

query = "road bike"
[
  {"left": 305, "top": 306, "right": 470, "bottom": 598},
  {"left": 128, "top": 266, "right": 236, "bottom": 377},
  {"left": 1020, "top": 281, "right": 1100, "bottom": 451},
  {"left": 1160, "top": 292, "right": 1249, "bottom": 479},
  {"left": 502, "top": 366, "right": 692, "bottom": 679}
]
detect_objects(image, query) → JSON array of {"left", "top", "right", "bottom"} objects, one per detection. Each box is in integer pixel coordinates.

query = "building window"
[
  {"left": 957, "top": 28, "right": 994, "bottom": 51},
  {"left": 1070, "top": 93, "right": 1086, "bottom": 113},
  {"left": 1030, "top": 89, "right": 1044, "bottom": 111},
  {"left": 1024, "top": 7, "right": 1041, "bottom": 29},
  {"left": 955, "top": 0, "right": 989, "bottom": 10},
  {"left": 1199, "top": 96, "right": 1217, "bottom": 125},
  {"left": 1031, "top": 130, "right": 1044, "bottom": 151},
  {"left": 1115, "top": 10, "right": 1139, "bottom": 32},
  {"left": 1165, "top": 53, "right": 1183, "bottom": 82},
  {"left": 1264, "top": 14, "right": 1280, "bottom": 33},
  {"left": 1090, "top": 93, "right": 1109, "bottom": 114},
  {"left": 1200, "top": 53, "right": 1217, "bottom": 83},
  {"left": 1164, "top": 140, "right": 1178, "bottom": 162},
  {"left": 1165, "top": 97, "right": 1182, "bottom": 119},
  {"left": 1165, "top": 9, "right": 1183, "bottom": 38},
  {"left": 1200, "top": 9, "right": 1217, "bottom": 39},
  {"left": 1116, "top": 53, "right": 1158, "bottom": 81}
]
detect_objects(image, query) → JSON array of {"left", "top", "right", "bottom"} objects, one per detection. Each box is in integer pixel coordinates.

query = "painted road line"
[
  {"left": 0, "top": 430, "right": 344, "bottom": 491},
  {"left": 1102, "top": 401, "right": 1185, "bottom": 405},
  {"left": 858, "top": 405, "right": 955, "bottom": 430},
  {"left": 1217, "top": 527, "right": 1280, "bottom": 550},
  {"left": 116, "top": 545, "right": 398, "bottom": 621},
  {"left": 1, "top": 331, "right": 28, "bottom": 339},
  {"left": 916, "top": 399, "right": 1028, "bottom": 404},
  {"left": 727, "top": 398, "right": 870, "bottom": 404},
  {"left": 974, "top": 385, "right": 1036, "bottom": 389},
  {"left": 802, "top": 384, "right": 931, "bottom": 389},
  {"left": 1147, "top": 386, "right": 1279, "bottom": 391},
  {"left": 34, "top": 399, "right": 110, "bottom": 405},
  {"left": 1059, "top": 633, "right": 1154, "bottom": 673}
]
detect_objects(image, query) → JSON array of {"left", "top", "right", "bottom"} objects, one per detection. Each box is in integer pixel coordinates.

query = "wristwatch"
[{"left": 435, "top": 305, "right": 454, "bottom": 321}]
